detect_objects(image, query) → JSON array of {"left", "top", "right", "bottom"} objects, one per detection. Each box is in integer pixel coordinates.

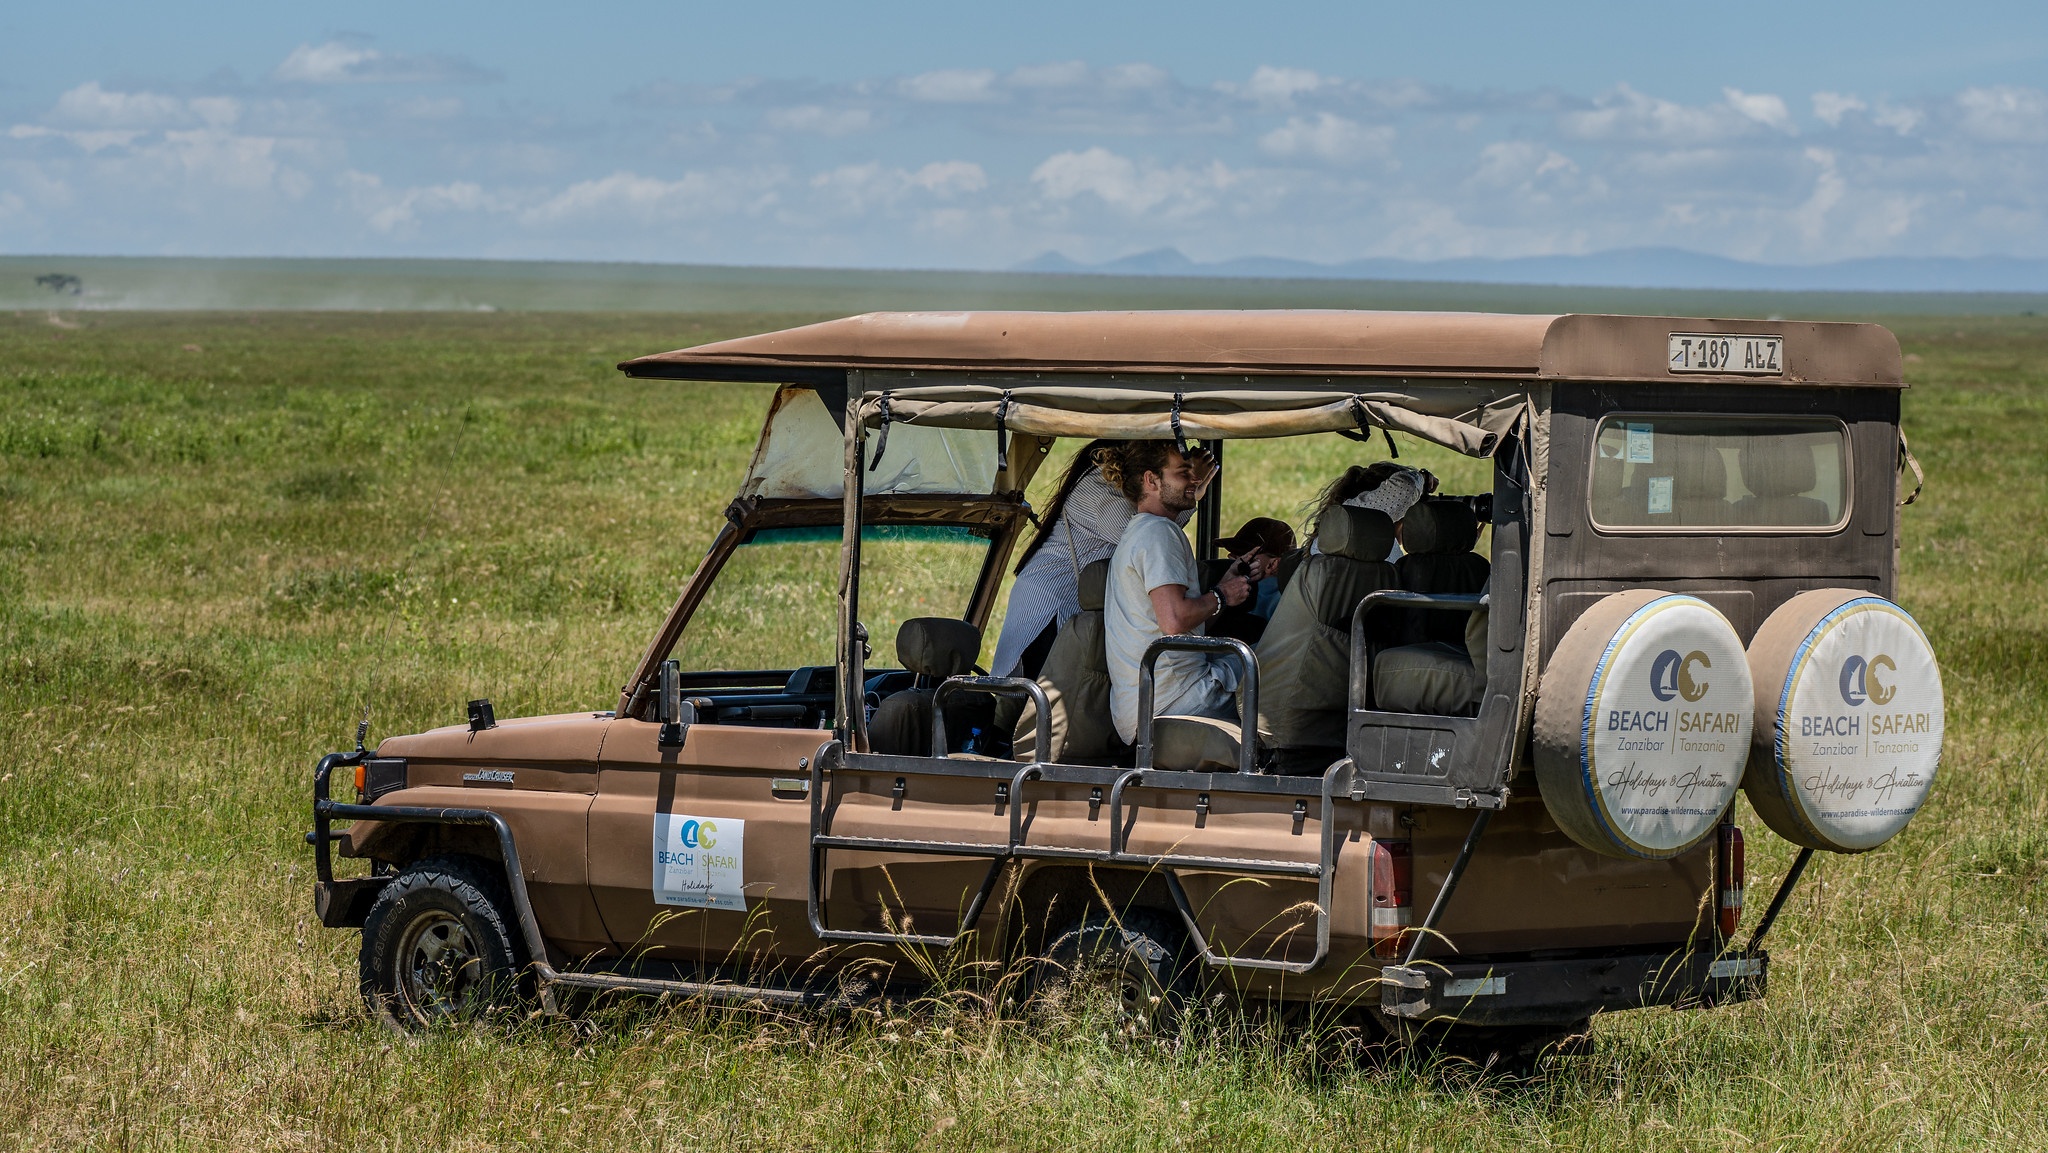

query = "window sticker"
[
  {"left": 1646, "top": 476, "right": 1674, "bottom": 515},
  {"left": 1625, "top": 422, "right": 1655, "bottom": 463},
  {"left": 652, "top": 813, "right": 746, "bottom": 910}
]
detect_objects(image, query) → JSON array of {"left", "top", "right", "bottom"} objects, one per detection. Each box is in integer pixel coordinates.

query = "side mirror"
[{"left": 657, "top": 659, "right": 696, "bottom": 748}]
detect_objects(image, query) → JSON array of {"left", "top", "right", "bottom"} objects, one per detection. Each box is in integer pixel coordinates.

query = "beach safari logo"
[
  {"left": 652, "top": 812, "right": 745, "bottom": 910},
  {"left": 672, "top": 818, "right": 717, "bottom": 850},
  {"left": 1650, "top": 649, "right": 1712, "bottom": 703},
  {"left": 1839, "top": 654, "right": 1897, "bottom": 707}
]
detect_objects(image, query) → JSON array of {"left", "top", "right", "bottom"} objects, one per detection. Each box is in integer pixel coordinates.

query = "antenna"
[{"left": 354, "top": 704, "right": 371, "bottom": 754}]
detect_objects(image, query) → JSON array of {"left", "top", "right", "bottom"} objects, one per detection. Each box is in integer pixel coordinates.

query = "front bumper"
[{"left": 1380, "top": 949, "right": 1766, "bottom": 1027}]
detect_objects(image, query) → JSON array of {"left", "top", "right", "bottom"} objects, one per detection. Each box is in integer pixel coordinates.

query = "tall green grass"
[{"left": 1, "top": 310, "right": 2045, "bottom": 1150}]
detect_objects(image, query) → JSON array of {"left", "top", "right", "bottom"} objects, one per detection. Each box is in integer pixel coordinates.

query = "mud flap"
[{"left": 316, "top": 877, "right": 391, "bottom": 929}]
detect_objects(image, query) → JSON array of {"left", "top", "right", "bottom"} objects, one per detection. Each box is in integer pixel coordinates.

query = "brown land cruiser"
[{"left": 310, "top": 311, "right": 1943, "bottom": 1047}]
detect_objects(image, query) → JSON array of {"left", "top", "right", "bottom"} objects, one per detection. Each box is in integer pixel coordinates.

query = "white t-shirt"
[{"left": 1105, "top": 513, "right": 1239, "bottom": 743}]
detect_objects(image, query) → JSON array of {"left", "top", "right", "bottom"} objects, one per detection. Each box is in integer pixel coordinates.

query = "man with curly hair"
[{"left": 1100, "top": 441, "right": 1252, "bottom": 744}]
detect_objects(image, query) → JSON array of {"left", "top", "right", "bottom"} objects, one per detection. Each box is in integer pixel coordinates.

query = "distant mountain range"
[{"left": 1014, "top": 246, "right": 2048, "bottom": 294}]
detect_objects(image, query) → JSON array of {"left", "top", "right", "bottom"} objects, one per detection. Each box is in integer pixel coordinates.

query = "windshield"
[
  {"left": 1588, "top": 415, "right": 1849, "bottom": 530},
  {"left": 675, "top": 523, "right": 993, "bottom": 672}
]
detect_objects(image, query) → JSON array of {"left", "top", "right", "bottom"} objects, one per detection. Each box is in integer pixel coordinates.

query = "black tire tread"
[{"left": 358, "top": 854, "right": 526, "bottom": 1029}]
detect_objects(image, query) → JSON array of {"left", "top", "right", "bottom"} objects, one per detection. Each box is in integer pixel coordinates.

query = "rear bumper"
[{"left": 1380, "top": 949, "right": 1766, "bottom": 1027}]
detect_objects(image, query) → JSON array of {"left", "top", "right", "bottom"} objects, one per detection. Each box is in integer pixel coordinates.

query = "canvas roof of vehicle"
[{"left": 619, "top": 311, "right": 1905, "bottom": 389}]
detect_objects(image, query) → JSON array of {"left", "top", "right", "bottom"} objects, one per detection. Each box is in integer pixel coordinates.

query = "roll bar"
[
  {"left": 1134, "top": 634, "right": 1260, "bottom": 775},
  {"left": 931, "top": 675, "right": 1052, "bottom": 759}
]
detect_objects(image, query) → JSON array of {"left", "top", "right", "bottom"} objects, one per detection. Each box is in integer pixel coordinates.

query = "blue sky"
[{"left": 3, "top": 1, "right": 2045, "bottom": 268}]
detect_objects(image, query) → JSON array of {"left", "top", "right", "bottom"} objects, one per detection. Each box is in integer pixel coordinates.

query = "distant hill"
[{"left": 1015, "top": 246, "right": 2048, "bottom": 294}]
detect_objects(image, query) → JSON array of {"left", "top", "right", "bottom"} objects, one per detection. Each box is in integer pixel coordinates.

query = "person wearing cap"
[{"left": 1208, "top": 516, "right": 1296, "bottom": 643}]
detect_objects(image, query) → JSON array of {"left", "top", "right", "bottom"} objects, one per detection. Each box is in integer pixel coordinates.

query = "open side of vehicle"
[{"left": 313, "top": 311, "right": 1937, "bottom": 1040}]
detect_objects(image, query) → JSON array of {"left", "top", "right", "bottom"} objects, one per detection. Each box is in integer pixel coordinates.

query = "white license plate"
[{"left": 1669, "top": 333, "right": 1783, "bottom": 375}]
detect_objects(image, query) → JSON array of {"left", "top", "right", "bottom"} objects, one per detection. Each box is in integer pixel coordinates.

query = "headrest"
[
  {"left": 1316, "top": 506, "right": 1395, "bottom": 562},
  {"left": 1662, "top": 439, "right": 1728, "bottom": 500},
  {"left": 1078, "top": 558, "right": 1110, "bottom": 612},
  {"left": 1740, "top": 440, "right": 1818, "bottom": 497},
  {"left": 1400, "top": 500, "right": 1480, "bottom": 556},
  {"left": 895, "top": 617, "right": 981, "bottom": 678}
]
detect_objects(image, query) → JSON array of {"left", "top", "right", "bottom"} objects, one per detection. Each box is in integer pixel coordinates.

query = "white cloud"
[
  {"left": 898, "top": 68, "right": 999, "bottom": 103},
  {"left": 909, "top": 160, "right": 988, "bottom": 195},
  {"left": 1031, "top": 146, "right": 1234, "bottom": 217},
  {"left": 1813, "top": 92, "right": 1866, "bottom": 127},
  {"left": 1257, "top": 113, "right": 1392, "bottom": 166},
  {"left": 345, "top": 172, "right": 500, "bottom": 233},
  {"left": 1008, "top": 61, "right": 1090, "bottom": 89},
  {"left": 1101, "top": 63, "right": 1170, "bottom": 92},
  {"left": 765, "top": 105, "right": 875, "bottom": 136},
  {"left": 1954, "top": 86, "right": 2048, "bottom": 142},
  {"left": 8, "top": 59, "right": 2048, "bottom": 268},
  {"left": 1236, "top": 66, "right": 1326, "bottom": 108},
  {"left": 807, "top": 160, "right": 987, "bottom": 215},
  {"left": 1564, "top": 84, "right": 1787, "bottom": 143},
  {"left": 1471, "top": 141, "right": 1579, "bottom": 191},
  {"left": 273, "top": 40, "right": 498, "bottom": 85},
  {"left": 1794, "top": 147, "right": 1846, "bottom": 248},
  {"left": 50, "top": 82, "right": 231, "bottom": 129},
  {"left": 1724, "top": 88, "right": 1795, "bottom": 132},
  {"left": 521, "top": 169, "right": 783, "bottom": 226},
  {"left": 1872, "top": 103, "right": 1922, "bottom": 136}
]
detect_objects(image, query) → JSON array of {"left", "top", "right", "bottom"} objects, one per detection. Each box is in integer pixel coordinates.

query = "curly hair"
[
  {"left": 1098, "top": 439, "right": 1177, "bottom": 502},
  {"left": 1303, "top": 461, "right": 1406, "bottom": 538},
  {"left": 1011, "top": 439, "right": 1126, "bottom": 573}
]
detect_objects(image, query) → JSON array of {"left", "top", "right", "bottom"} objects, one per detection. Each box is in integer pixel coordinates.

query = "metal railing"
[{"left": 1133, "top": 634, "right": 1260, "bottom": 775}]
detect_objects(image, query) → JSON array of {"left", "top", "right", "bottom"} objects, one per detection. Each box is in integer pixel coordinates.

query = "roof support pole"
[{"left": 838, "top": 370, "right": 869, "bottom": 750}]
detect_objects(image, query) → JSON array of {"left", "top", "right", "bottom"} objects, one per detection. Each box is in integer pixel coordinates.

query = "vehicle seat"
[
  {"left": 1735, "top": 440, "right": 1830, "bottom": 526},
  {"left": 1394, "top": 500, "right": 1490, "bottom": 646},
  {"left": 867, "top": 617, "right": 981, "bottom": 756},
  {"left": 1251, "top": 506, "right": 1399, "bottom": 757},
  {"left": 1373, "top": 589, "right": 1490, "bottom": 715},
  {"left": 1151, "top": 715, "right": 1254, "bottom": 773},
  {"left": 1012, "top": 559, "right": 1123, "bottom": 764},
  {"left": 1638, "top": 438, "right": 1731, "bottom": 524}
]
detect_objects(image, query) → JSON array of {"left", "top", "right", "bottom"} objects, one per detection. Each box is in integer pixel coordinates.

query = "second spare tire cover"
[
  {"left": 1535, "top": 590, "right": 1754, "bottom": 859},
  {"left": 1743, "top": 589, "right": 1944, "bottom": 853}
]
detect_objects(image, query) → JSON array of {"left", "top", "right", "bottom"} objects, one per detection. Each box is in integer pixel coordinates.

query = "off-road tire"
[
  {"left": 1035, "top": 911, "right": 1194, "bottom": 1035},
  {"left": 359, "top": 855, "right": 528, "bottom": 1030}
]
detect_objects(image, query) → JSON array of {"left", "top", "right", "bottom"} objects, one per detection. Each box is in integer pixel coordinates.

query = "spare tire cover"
[
  {"left": 1535, "top": 591, "right": 1753, "bottom": 860},
  {"left": 1743, "top": 589, "right": 1943, "bottom": 853}
]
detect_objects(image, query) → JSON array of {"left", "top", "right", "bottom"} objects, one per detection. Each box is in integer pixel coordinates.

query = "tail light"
[
  {"left": 1716, "top": 824, "right": 1746, "bottom": 938},
  {"left": 1369, "top": 839, "right": 1412, "bottom": 959}
]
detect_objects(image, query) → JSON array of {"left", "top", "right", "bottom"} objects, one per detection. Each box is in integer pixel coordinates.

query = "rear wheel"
[
  {"left": 1034, "top": 911, "right": 1193, "bottom": 1035},
  {"left": 360, "top": 856, "right": 527, "bottom": 1030}
]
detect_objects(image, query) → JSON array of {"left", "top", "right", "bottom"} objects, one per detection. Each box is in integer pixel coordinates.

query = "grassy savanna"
[{"left": 1, "top": 308, "right": 2045, "bottom": 1150}]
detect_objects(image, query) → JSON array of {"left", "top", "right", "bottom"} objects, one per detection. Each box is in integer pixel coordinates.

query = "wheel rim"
[{"left": 396, "top": 910, "right": 482, "bottom": 1022}]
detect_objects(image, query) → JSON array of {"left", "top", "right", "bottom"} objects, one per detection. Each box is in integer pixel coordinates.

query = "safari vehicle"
[{"left": 310, "top": 311, "right": 1943, "bottom": 1046}]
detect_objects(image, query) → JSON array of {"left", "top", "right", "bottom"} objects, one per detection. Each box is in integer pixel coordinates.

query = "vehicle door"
[{"left": 588, "top": 525, "right": 843, "bottom": 964}]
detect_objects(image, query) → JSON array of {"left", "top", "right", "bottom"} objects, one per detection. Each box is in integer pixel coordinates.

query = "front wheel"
[{"left": 359, "top": 856, "right": 527, "bottom": 1030}]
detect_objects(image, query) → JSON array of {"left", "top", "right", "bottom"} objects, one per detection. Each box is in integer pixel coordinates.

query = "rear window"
[{"left": 1589, "top": 415, "right": 1849, "bottom": 531}]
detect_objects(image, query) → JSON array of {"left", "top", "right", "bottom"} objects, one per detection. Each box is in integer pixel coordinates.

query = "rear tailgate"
[{"left": 1412, "top": 794, "right": 1712, "bottom": 956}]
